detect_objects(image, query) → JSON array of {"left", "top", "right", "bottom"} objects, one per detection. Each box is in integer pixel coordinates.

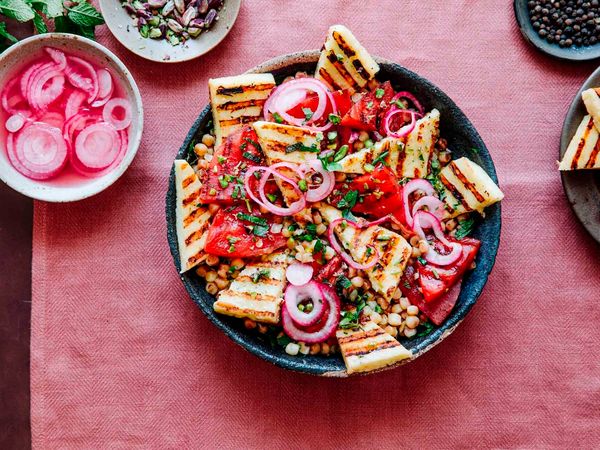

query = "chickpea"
[
  {"left": 391, "top": 304, "right": 402, "bottom": 314},
  {"left": 411, "top": 247, "right": 422, "bottom": 258},
  {"left": 313, "top": 212, "right": 323, "bottom": 224},
  {"left": 385, "top": 325, "right": 398, "bottom": 337},
  {"left": 309, "top": 343, "right": 321, "bottom": 355},
  {"left": 370, "top": 312, "right": 382, "bottom": 324},
  {"left": 358, "top": 131, "right": 370, "bottom": 142},
  {"left": 379, "top": 314, "right": 388, "bottom": 327},
  {"left": 418, "top": 240, "right": 429, "bottom": 254},
  {"left": 354, "top": 141, "right": 365, "bottom": 150},
  {"left": 392, "top": 289, "right": 402, "bottom": 300},
  {"left": 377, "top": 297, "right": 389, "bottom": 311},
  {"left": 351, "top": 276, "right": 364, "bottom": 288},
  {"left": 257, "top": 324, "right": 268, "bottom": 334},
  {"left": 388, "top": 313, "right": 402, "bottom": 326},
  {"left": 215, "top": 278, "right": 229, "bottom": 290},
  {"left": 316, "top": 224, "right": 327, "bottom": 235},
  {"left": 321, "top": 343, "right": 330, "bottom": 355},
  {"left": 404, "top": 327, "right": 417, "bottom": 338},
  {"left": 206, "top": 254, "right": 219, "bottom": 267},
  {"left": 196, "top": 266, "right": 207, "bottom": 277},
  {"left": 194, "top": 142, "right": 208, "bottom": 157},
  {"left": 400, "top": 297, "right": 410, "bottom": 310},
  {"left": 407, "top": 305, "right": 419, "bottom": 316},
  {"left": 405, "top": 316, "right": 420, "bottom": 329},
  {"left": 201, "top": 134, "right": 216, "bottom": 147},
  {"left": 445, "top": 219, "right": 457, "bottom": 231},
  {"left": 205, "top": 282, "right": 218, "bottom": 295},
  {"left": 285, "top": 343, "right": 300, "bottom": 356},
  {"left": 244, "top": 319, "right": 257, "bottom": 330},
  {"left": 230, "top": 258, "right": 245, "bottom": 271},
  {"left": 410, "top": 235, "right": 421, "bottom": 247},
  {"left": 335, "top": 172, "right": 347, "bottom": 182}
]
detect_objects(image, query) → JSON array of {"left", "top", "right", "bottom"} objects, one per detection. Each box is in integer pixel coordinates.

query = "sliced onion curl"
[
  {"left": 402, "top": 178, "right": 436, "bottom": 227},
  {"left": 284, "top": 280, "right": 326, "bottom": 327},
  {"left": 91, "top": 69, "right": 114, "bottom": 107},
  {"left": 65, "top": 56, "right": 99, "bottom": 103},
  {"left": 65, "top": 90, "right": 87, "bottom": 119},
  {"left": 44, "top": 47, "right": 67, "bottom": 70},
  {"left": 2, "top": 78, "right": 31, "bottom": 117},
  {"left": 74, "top": 122, "right": 121, "bottom": 171},
  {"left": 412, "top": 195, "right": 446, "bottom": 221},
  {"left": 27, "top": 63, "right": 65, "bottom": 111},
  {"left": 286, "top": 262, "right": 314, "bottom": 287},
  {"left": 264, "top": 78, "right": 337, "bottom": 131},
  {"left": 5, "top": 114, "right": 25, "bottom": 133},
  {"left": 328, "top": 218, "right": 380, "bottom": 270},
  {"left": 282, "top": 282, "right": 340, "bottom": 343},
  {"left": 102, "top": 98, "right": 132, "bottom": 131},
  {"left": 384, "top": 108, "right": 418, "bottom": 138},
  {"left": 301, "top": 159, "right": 335, "bottom": 202},
  {"left": 243, "top": 164, "right": 306, "bottom": 216},
  {"left": 391, "top": 91, "right": 424, "bottom": 115},
  {"left": 412, "top": 211, "right": 462, "bottom": 266}
]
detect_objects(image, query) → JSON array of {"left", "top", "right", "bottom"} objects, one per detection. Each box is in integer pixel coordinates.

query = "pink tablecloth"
[{"left": 31, "top": 1, "right": 600, "bottom": 448}]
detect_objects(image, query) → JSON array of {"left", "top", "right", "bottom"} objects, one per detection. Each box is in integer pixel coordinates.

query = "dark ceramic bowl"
[
  {"left": 560, "top": 67, "right": 600, "bottom": 244},
  {"left": 514, "top": 0, "right": 600, "bottom": 61},
  {"left": 166, "top": 51, "right": 502, "bottom": 377}
]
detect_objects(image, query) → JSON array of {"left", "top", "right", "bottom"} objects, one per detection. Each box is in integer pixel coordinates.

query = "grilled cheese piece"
[
  {"left": 213, "top": 252, "right": 289, "bottom": 324},
  {"left": 316, "top": 204, "right": 411, "bottom": 301},
  {"left": 440, "top": 157, "right": 504, "bottom": 217},
  {"left": 209, "top": 73, "right": 276, "bottom": 146},
  {"left": 315, "top": 25, "right": 379, "bottom": 92},
  {"left": 337, "top": 320, "right": 412, "bottom": 374},
  {"left": 397, "top": 109, "right": 440, "bottom": 178},
  {"left": 253, "top": 121, "right": 321, "bottom": 205},
  {"left": 582, "top": 88, "right": 600, "bottom": 131},
  {"left": 174, "top": 160, "right": 213, "bottom": 273},
  {"left": 559, "top": 115, "right": 600, "bottom": 170},
  {"left": 336, "top": 137, "right": 402, "bottom": 174}
]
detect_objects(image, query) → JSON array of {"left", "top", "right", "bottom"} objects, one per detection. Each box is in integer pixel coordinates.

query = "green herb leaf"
[
  {"left": 337, "top": 190, "right": 358, "bottom": 210},
  {"left": 375, "top": 88, "right": 384, "bottom": 99},
  {"left": 336, "top": 275, "right": 352, "bottom": 290},
  {"left": 455, "top": 217, "right": 475, "bottom": 240},
  {"left": 328, "top": 113, "right": 341, "bottom": 125},
  {"left": 30, "top": 0, "right": 63, "bottom": 17},
  {"left": 242, "top": 151, "right": 261, "bottom": 163},
  {"left": 417, "top": 256, "right": 427, "bottom": 265},
  {"left": 0, "top": 0, "right": 35, "bottom": 22},
  {"left": 272, "top": 112, "right": 283, "bottom": 124},
  {"left": 66, "top": 1, "right": 104, "bottom": 28},
  {"left": 0, "top": 22, "right": 17, "bottom": 43},
  {"left": 276, "top": 333, "right": 292, "bottom": 347},
  {"left": 31, "top": 11, "right": 47, "bottom": 33},
  {"left": 417, "top": 321, "right": 436, "bottom": 337},
  {"left": 333, "top": 144, "right": 348, "bottom": 162},
  {"left": 252, "top": 224, "right": 269, "bottom": 237},
  {"left": 302, "top": 107, "right": 313, "bottom": 122},
  {"left": 286, "top": 142, "right": 319, "bottom": 153},
  {"left": 317, "top": 154, "right": 342, "bottom": 172},
  {"left": 252, "top": 268, "right": 270, "bottom": 283},
  {"left": 372, "top": 151, "right": 389, "bottom": 167},
  {"left": 237, "top": 213, "right": 267, "bottom": 226}
]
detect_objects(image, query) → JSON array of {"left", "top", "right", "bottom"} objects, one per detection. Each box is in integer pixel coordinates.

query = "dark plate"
[
  {"left": 560, "top": 67, "right": 600, "bottom": 243},
  {"left": 514, "top": 0, "right": 600, "bottom": 61},
  {"left": 166, "top": 51, "right": 502, "bottom": 376}
]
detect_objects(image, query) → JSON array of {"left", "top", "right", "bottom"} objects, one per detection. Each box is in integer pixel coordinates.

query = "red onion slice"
[
  {"left": 327, "top": 218, "right": 380, "bottom": 270},
  {"left": 74, "top": 122, "right": 121, "bottom": 171},
  {"left": 412, "top": 211, "right": 462, "bottom": 266},
  {"left": 281, "top": 282, "right": 340, "bottom": 343},
  {"left": 37, "top": 111, "right": 64, "bottom": 129},
  {"left": 44, "top": 47, "right": 67, "bottom": 70},
  {"left": 402, "top": 178, "right": 436, "bottom": 227},
  {"left": 2, "top": 78, "right": 31, "bottom": 117},
  {"left": 20, "top": 62, "right": 44, "bottom": 100},
  {"left": 102, "top": 98, "right": 132, "bottom": 131},
  {"left": 26, "top": 63, "right": 65, "bottom": 111},
  {"left": 9, "top": 122, "right": 67, "bottom": 180},
  {"left": 286, "top": 262, "right": 314, "bottom": 287},
  {"left": 65, "top": 90, "right": 87, "bottom": 120},
  {"left": 302, "top": 159, "right": 335, "bottom": 202},
  {"left": 5, "top": 114, "right": 25, "bottom": 133},
  {"left": 91, "top": 69, "right": 114, "bottom": 108},
  {"left": 384, "top": 108, "right": 418, "bottom": 138},
  {"left": 412, "top": 195, "right": 446, "bottom": 220},
  {"left": 243, "top": 165, "right": 306, "bottom": 216},
  {"left": 62, "top": 111, "right": 102, "bottom": 145},
  {"left": 65, "top": 56, "right": 99, "bottom": 103},
  {"left": 284, "top": 280, "right": 326, "bottom": 327},
  {"left": 391, "top": 91, "right": 424, "bottom": 115}
]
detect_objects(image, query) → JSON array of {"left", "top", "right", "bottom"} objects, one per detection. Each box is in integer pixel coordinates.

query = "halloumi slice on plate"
[
  {"left": 209, "top": 73, "right": 276, "bottom": 146},
  {"left": 253, "top": 121, "right": 322, "bottom": 205},
  {"left": 335, "top": 137, "right": 402, "bottom": 174},
  {"left": 559, "top": 114, "right": 600, "bottom": 171},
  {"left": 336, "top": 319, "right": 412, "bottom": 375},
  {"left": 315, "top": 25, "right": 380, "bottom": 92},
  {"left": 174, "top": 160, "right": 213, "bottom": 273},
  {"left": 213, "top": 252, "right": 289, "bottom": 324},
  {"left": 396, "top": 109, "right": 440, "bottom": 179},
  {"left": 582, "top": 88, "right": 600, "bottom": 131},
  {"left": 439, "top": 157, "right": 504, "bottom": 217},
  {"left": 316, "top": 204, "right": 411, "bottom": 301}
]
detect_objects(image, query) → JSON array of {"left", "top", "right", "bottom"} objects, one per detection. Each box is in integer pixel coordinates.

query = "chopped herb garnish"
[
  {"left": 231, "top": 185, "right": 240, "bottom": 199},
  {"left": 333, "top": 145, "right": 349, "bottom": 162},
  {"left": 286, "top": 142, "right": 319, "bottom": 153},
  {"left": 209, "top": 188, "right": 217, "bottom": 196},
  {"left": 366, "top": 101, "right": 374, "bottom": 109},
  {"left": 237, "top": 213, "right": 267, "bottom": 226},
  {"left": 337, "top": 190, "right": 358, "bottom": 210},
  {"left": 267, "top": 193, "right": 277, "bottom": 203},
  {"left": 363, "top": 163, "right": 375, "bottom": 173},
  {"left": 327, "top": 131, "right": 338, "bottom": 141},
  {"left": 455, "top": 217, "right": 475, "bottom": 240},
  {"left": 318, "top": 153, "right": 342, "bottom": 172},
  {"left": 186, "top": 138, "right": 198, "bottom": 165},
  {"left": 417, "top": 256, "right": 427, "bottom": 265},
  {"left": 329, "top": 113, "right": 341, "bottom": 125},
  {"left": 403, "top": 280, "right": 411, "bottom": 289},
  {"left": 417, "top": 321, "right": 436, "bottom": 337},
  {"left": 432, "top": 268, "right": 440, "bottom": 280},
  {"left": 372, "top": 151, "right": 389, "bottom": 167},
  {"left": 252, "top": 268, "right": 270, "bottom": 283},
  {"left": 253, "top": 224, "right": 269, "bottom": 237},
  {"left": 336, "top": 53, "right": 344, "bottom": 61},
  {"left": 377, "top": 235, "right": 392, "bottom": 241},
  {"left": 313, "top": 239, "right": 324, "bottom": 254},
  {"left": 272, "top": 112, "right": 284, "bottom": 124},
  {"left": 375, "top": 88, "right": 385, "bottom": 99},
  {"left": 298, "top": 179, "right": 308, "bottom": 192},
  {"left": 243, "top": 151, "right": 262, "bottom": 163},
  {"left": 302, "top": 107, "right": 313, "bottom": 122},
  {"left": 218, "top": 176, "right": 229, "bottom": 189},
  {"left": 227, "top": 236, "right": 239, "bottom": 253},
  {"left": 339, "top": 297, "right": 367, "bottom": 330},
  {"left": 374, "top": 304, "right": 384, "bottom": 313},
  {"left": 245, "top": 138, "right": 261, "bottom": 150},
  {"left": 336, "top": 275, "right": 352, "bottom": 290},
  {"left": 364, "top": 139, "right": 374, "bottom": 149},
  {"left": 217, "top": 155, "right": 226, "bottom": 164}
]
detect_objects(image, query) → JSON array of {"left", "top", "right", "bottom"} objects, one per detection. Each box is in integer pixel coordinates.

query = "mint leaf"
[
  {"left": 0, "top": 22, "right": 18, "bottom": 43},
  {"left": 0, "top": 0, "right": 36, "bottom": 22},
  {"left": 30, "top": 0, "right": 63, "bottom": 17},
  {"left": 32, "top": 11, "right": 47, "bottom": 33},
  {"left": 66, "top": 1, "right": 104, "bottom": 27},
  {"left": 54, "top": 15, "right": 78, "bottom": 33}
]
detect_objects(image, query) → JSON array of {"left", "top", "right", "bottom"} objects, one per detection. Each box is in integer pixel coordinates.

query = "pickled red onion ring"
[
  {"left": 103, "top": 98, "right": 132, "bottom": 131},
  {"left": 91, "top": 69, "right": 114, "bottom": 108},
  {"left": 384, "top": 108, "right": 418, "bottom": 138},
  {"left": 301, "top": 159, "right": 335, "bottom": 202},
  {"left": 327, "top": 218, "right": 380, "bottom": 270},
  {"left": 402, "top": 178, "right": 436, "bottom": 227},
  {"left": 284, "top": 280, "right": 326, "bottom": 327},
  {"left": 412, "top": 211, "right": 462, "bottom": 266},
  {"left": 391, "top": 91, "right": 424, "bottom": 115},
  {"left": 412, "top": 195, "right": 446, "bottom": 220},
  {"left": 74, "top": 122, "right": 121, "bottom": 171},
  {"left": 243, "top": 165, "right": 306, "bottom": 216},
  {"left": 5, "top": 114, "right": 25, "bottom": 133},
  {"left": 44, "top": 47, "right": 67, "bottom": 70},
  {"left": 65, "top": 56, "right": 99, "bottom": 102},
  {"left": 65, "top": 90, "right": 87, "bottom": 119}
]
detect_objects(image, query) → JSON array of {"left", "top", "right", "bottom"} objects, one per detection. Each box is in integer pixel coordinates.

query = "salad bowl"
[{"left": 166, "top": 50, "right": 502, "bottom": 376}]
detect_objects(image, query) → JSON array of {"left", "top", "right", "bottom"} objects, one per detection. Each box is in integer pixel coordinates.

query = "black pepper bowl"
[
  {"left": 514, "top": 0, "right": 600, "bottom": 61},
  {"left": 165, "top": 51, "right": 502, "bottom": 377}
]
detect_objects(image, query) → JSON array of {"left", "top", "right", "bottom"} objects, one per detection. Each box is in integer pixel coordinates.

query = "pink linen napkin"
[{"left": 32, "top": 0, "right": 600, "bottom": 448}]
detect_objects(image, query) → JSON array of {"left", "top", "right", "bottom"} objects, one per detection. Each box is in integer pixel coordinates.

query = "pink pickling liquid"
[{"left": 1, "top": 47, "right": 131, "bottom": 187}]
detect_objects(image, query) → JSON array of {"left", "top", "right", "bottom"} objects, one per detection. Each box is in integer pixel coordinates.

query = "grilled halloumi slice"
[
  {"left": 213, "top": 252, "right": 289, "bottom": 324},
  {"left": 337, "top": 320, "right": 412, "bottom": 374},
  {"left": 174, "top": 160, "right": 213, "bottom": 273},
  {"left": 397, "top": 109, "right": 440, "bottom": 178},
  {"left": 209, "top": 73, "right": 276, "bottom": 146},
  {"left": 559, "top": 114, "right": 600, "bottom": 170},
  {"left": 335, "top": 137, "right": 402, "bottom": 174},
  {"left": 582, "top": 88, "right": 600, "bottom": 131},
  {"left": 315, "top": 25, "right": 379, "bottom": 92},
  {"left": 316, "top": 204, "right": 411, "bottom": 301},
  {"left": 253, "top": 121, "right": 322, "bottom": 205},
  {"left": 440, "top": 157, "right": 504, "bottom": 217}
]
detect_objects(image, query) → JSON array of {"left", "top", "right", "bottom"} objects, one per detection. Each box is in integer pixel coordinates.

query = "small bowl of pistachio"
[{"left": 100, "top": 0, "right": 241, "bottom": 62}]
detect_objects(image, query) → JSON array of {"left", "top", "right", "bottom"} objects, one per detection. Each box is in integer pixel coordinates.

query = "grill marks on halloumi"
[
  {"left": 336, "top": 320, "right": 412, "bottom": 374},
  {"left": 213, "top": 253, "right": 289, "bottom": 324},
  {"left": 335, "top": 137, "right": 402, "bottom": 174},
  {"left": 582, "top": 88, "right": 600, "bottom": 131},
  {"left": 209, "top": 73, "right": 276, "bottom": 146},
  {"left": 559, "top": 115, "right": 600, "bottom": 170},
  {"left": 396, "top": 109, "right": 440, "bottom": 178},
  {"left": 174, "top": 160, "right": 213, "bottom": 273},
  {"left": 439, "top": 157, "right": 504, "bottom": 217},
  {"left": 253, "top": 121, "right": 321, "bottom": 205},
  {"left": 315, "top": 25, "right": 379, "bottom": 92},
  {"left": 316, "top": 204, "right": 411, "bottom": 301}
]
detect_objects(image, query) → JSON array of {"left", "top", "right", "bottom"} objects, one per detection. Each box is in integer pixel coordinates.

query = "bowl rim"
[
  {"left": 0, "top": 33, "right": 144, "bottom": 203},
  {"left": 99, "top": 0, "right": 242, "bottom": 63},
  {"left": 166, "top": 50, "right": 502, "bottom": 376}
]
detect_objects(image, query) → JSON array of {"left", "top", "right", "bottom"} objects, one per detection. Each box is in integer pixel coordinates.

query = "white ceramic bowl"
[{"left": 0, "top": 33, "right": 143, "bottom": 202}]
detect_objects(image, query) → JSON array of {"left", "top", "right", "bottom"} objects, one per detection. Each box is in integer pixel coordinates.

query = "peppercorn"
[{"left": 528, "top": 0, "right": 600, "bottom": 48}]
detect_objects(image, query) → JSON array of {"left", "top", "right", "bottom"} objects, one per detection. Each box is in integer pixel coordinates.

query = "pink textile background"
[{"left": 31, "top": 0, "right": 600, "bottom": 448}]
